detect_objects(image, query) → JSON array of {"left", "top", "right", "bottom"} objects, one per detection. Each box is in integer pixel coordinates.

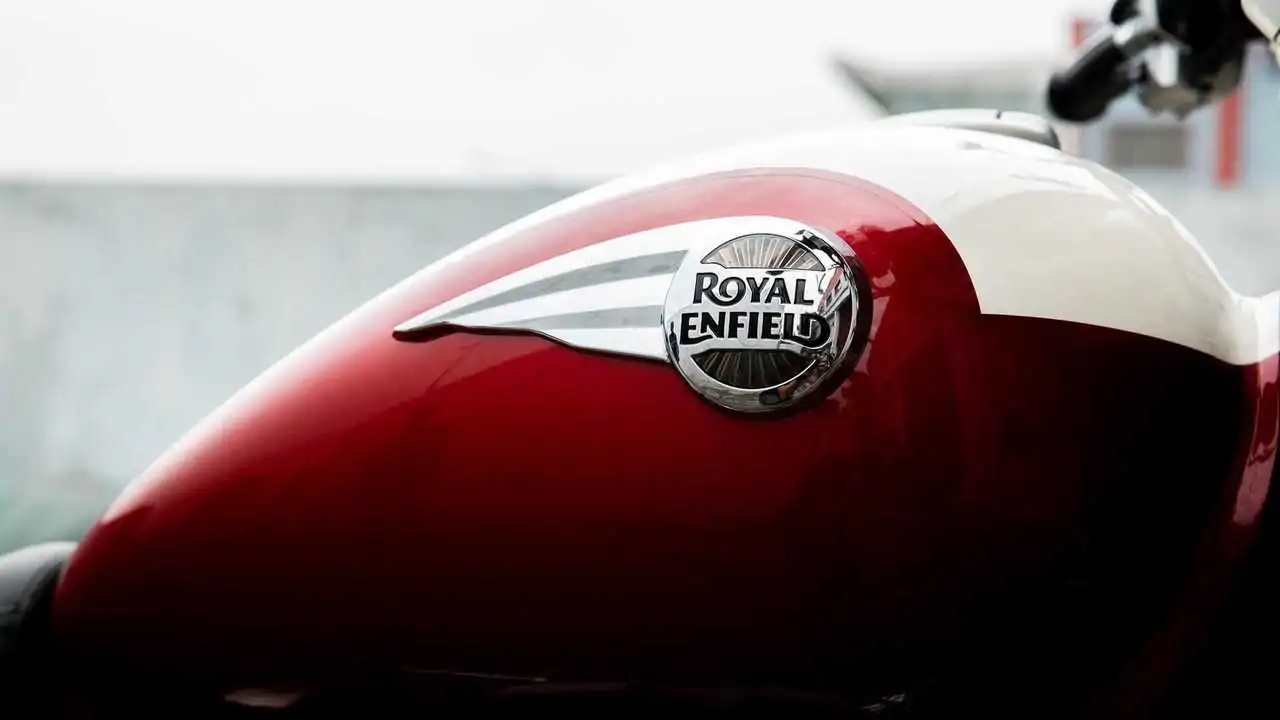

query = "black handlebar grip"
[{"left": 1046, "top": 29, "right": 1135, "bottom": 123}]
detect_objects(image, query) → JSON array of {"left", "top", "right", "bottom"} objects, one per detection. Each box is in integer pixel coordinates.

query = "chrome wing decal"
[{"left": 392, "top": 216, "right": 815, "bottom": 362}]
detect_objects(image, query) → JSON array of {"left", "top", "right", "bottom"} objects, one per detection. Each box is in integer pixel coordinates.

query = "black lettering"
[
  {"left": 679, "top": 309, "right": 829, "bottom": 349},
  {"left": 761, "top": 312, "right": 781, "bottom": 340},
  {"left": 746, "top": 276, "right": 769, "bottom": 303},
  {"left": 692, "top": 272, "right": 718, "bottom": 304},
  {"left": 699, "top": 311, "right": 724, "bottom": 338},
  {"left": 679, "top": 313, "right": 701, "bottom": 345},
  {"left": 763, "top": 279, "right": 791, "bottom": 304},
  {"left": 715, "top": 277, "right": 746, "bottom": 306},
  {"left": 782, "top": 313, "right": 831, "bottom": 349},
  {"left": 794, "top": 278, "right": 814, "bottom": 305}
]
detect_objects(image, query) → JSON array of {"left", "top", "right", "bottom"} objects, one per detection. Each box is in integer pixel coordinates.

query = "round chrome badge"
[{"left": 661, "top": 222, "right": 866, "bottom": 414}]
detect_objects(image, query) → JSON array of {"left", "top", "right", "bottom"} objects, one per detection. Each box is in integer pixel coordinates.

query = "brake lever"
[{"left": 1127, "top": 0, "right": 1255, "bottom": 118}]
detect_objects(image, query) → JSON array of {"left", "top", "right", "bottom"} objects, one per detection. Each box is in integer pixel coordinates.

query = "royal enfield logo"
[
  {"left": 662, "top": 226, "right": 866, "bottom": 414},
  {"left": 392, "top": 215, "right": 867, "bottom": 416}
]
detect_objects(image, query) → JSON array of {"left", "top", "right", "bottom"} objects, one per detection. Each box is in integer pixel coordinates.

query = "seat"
[{"left": 0, "top": 542, "right": 77, "bottom": 710}]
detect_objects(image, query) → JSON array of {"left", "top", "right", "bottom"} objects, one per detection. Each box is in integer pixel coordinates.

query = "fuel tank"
[{"left": 50, "top": 114, "right": 1280, "bottom": 713}]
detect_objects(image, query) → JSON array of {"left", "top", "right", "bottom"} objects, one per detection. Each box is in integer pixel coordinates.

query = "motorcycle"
[{"left": 4, "top": 1, "right": 1280, "bottom": 717}]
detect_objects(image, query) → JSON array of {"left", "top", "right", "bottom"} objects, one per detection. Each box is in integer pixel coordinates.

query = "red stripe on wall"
[
  {"left": 1063, "top": 18, "right": 1090, "bottom": 157},
  {"left": 1071, "top": 17, "right": 1088, "bottom": 47},
  {"left": 1217, "top": 89, "right": 1242, "bottom": 188}
]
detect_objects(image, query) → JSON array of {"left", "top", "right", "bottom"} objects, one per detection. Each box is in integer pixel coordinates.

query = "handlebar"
[
  {"left": 1046, "top": 30, "right": 1135, "bottom": 122},
  {"left": 1046, "top": 18, "right": 1163, "bottom": 123},
  {"left": 1045, "top": 1, "right": 1269, "bottom": 124}
]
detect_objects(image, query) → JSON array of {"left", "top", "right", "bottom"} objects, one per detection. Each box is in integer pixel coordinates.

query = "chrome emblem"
[
  {"left": 661, "top": 227, "right": 861, "bottom": 414},
  {"left": 393, "top": 216, "right": 867, "bottom": 415}
]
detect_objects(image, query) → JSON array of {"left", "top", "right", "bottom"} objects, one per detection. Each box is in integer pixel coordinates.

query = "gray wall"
[
  {"left": 2, "top": 176, "right": 1280, "bottom": 554},
  {"left": 0, "top": 182, "right": 575, "bottom": 551}
]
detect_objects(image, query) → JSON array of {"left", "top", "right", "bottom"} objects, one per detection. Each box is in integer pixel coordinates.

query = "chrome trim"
[
  {"left": 393, "top": 215, "right": 869, "bottom": 414},
  {"left": 393, "top": 216, "right": 827, "bottom": 362},
  {"left": 420, "top": 251, "right": 685, "bottom": 323},
  {"left": 660, "top": 226, "right": 862, "bottom": 414},
  {"left": 437, "top": 275, "right": 671, "bottom": 330}
]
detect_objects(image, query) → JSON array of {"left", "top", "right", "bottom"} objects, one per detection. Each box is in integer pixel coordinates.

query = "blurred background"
[{"left": 1, "top": 0, "right": 1278, "bottom": 553}]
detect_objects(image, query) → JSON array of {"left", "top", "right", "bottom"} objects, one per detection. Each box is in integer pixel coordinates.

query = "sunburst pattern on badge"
[
  {"left": 693, "top": 349, "right": 814, "bottom": 390},
  {"left": 701, "top": 233, "right": 826, "bottom": 270}
]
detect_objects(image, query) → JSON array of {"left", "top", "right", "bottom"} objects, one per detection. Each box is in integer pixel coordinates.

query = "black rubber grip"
[{"left": 1046, "top": 29, "right": 1135, "bottom": 123}]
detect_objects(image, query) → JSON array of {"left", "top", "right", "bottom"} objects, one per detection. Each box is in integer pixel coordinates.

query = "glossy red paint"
[{"left": 51, "top": 169, "right": 1276, "bottom": 714}]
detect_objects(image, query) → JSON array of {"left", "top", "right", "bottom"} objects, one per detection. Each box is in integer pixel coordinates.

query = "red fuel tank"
[{"left": 50, "top": 123, "right": 1279, "bottom": 715}]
